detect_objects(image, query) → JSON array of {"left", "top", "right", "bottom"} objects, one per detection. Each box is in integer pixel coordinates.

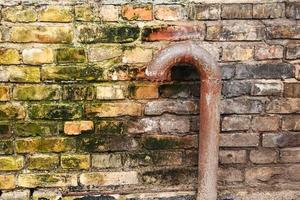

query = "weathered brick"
[
  {"left": 0, "top": 48, "right": 20, "bottom": 64},
  {"left": 154, "top": 5, "right": 185, "bottom": 21},
  {"left": 16, "top": 137, "right": 76, "bottom": 153},
  {"left": 254, "top": 44, "right": 284, "bottom": 60},
  {"left": 222, "top": 81, "right": 251, "bottom": 97},
  {"left": 267, "top": 98, "right": 300, "bottom": 113},
  {"left": 222, "top": 115, "right": 251, "bottom": 131},
  {"left": 252, "top": 81, "right": 283, "bottom": 96},
  {"left": 123, "top": 47, "right": 152, "bottom": 63},
  {"left": 245, "top": 167, "right": 283, "bottom": 186},
  {"left": 221, "top": 98, "right": 264, "bottom": 114},
  {"left": 96, "top": 84, "right": 126, "bottom": 100},
  {"left": 284, "top": 82, "right": 300, "bottom": 97},
  {"left": 282, "top": 115, "right": 300, "bottom": 131},
  {"left": 250, "top": 149, "right": 278, "bottom": 164},
  {"left": 280, "top": 148, "right": 300, "bottom": 163},
  {"left": 252, "top": 116, "right": 280, "bottom": 132},
  {"left": 97, "top": 120, "right": 125, "bottom": 135},
  {"left": 220, "top": 133, "right": 259, "bottom": 147},
  {"left": 159, "top": 114, "right": 190, "bottom": 133},
  {"left": 286, "top": 3, "right": 300, "bottom": 19},
  {"left": 1, "top": 190, "right": 30, "bottom": 200},
  {"left": 56, "top": 48, "right": 86, "bottom": 63},
  {"left": 64, "top": 120, "right": 94, "bottom": 135},
  {"left": 0, "top": 123, "right": 11, "bottom": 139},
  {"left": 145, "top": 100, "right": 198, "bottom": 115},
  {"left": 27, "top": 154, "right": 59, "bottom": 170},
  {"left": 88, "top": 46, "right": 122, "bottom": 62},
  {"left": 127, "top": 118, "right": 159, "bottom": 134},
  {"left": 0, "top": 174, "right": 15, "bottom": 189},
  {"left": 142, "top": 24, "right": 205, "bottom": 41},
  {"left": 85, "top": 102, "right": 142, "bottom": 117},
  {"left": 122, "top": 4, "right": 152, "bottom": 20},
  {"left": 80, "top": 171, "right": 138, "bottom": 186},
  {"left": 39, "top": 6, "right": 73, "bottom": 22},
  {"left": 129, "top": 83, "right": 158, "bottom": 99},
  {"left": 61, "top": 154, "right": 90, "bottom": 170},
  {"left": 0, "top": 66, "right": 10, "bottom": 82},
  {"left": 262, "top": 133, "right": 300, "bottom": 148},
  {"left": 8, "top": 66, "right": 40, "bottom": 83},
  {"left": 63, "top": 85, "right": 94, "bottom": 101},
  {"left": 0, "top": 85, "right": 9, "bottom": 101},
  {"left": 13, "top": 122, "right": 57, "bottom": 137},
  {"left": 17, "top": 173, "right": 77, "bottom": 188},
  {"left": 23, "top": 48, "right": 54, "bottom": 65},
  {"left": 221, "top": 4, "right": 252, "bottom": 19},
  {"left": 189, "top": 4, "right": 220, "bottom": 20},
  {"left": 0, "top": 156, "right": 24, "bottom": 171},
  {"left": 92, "top": 153, "right": 122, "bottom": 168},
  {"left": 77, "top": 24, "right": 140, "bottom": 43},
  {"left": 219, "top": 150, "right": 247, "bottom": 164},
  {"left": 159, "top": 83, "right": 198, "bottom": 98},
  {"left": 2, "top": 6, "right": 37, "bottom": 22},
  {"left": 253, "top": 3, "right": 285, "bottom": 19},
  {"left": 221, "top": 64, "right": 235, "bottom": 80},
  {"left": 0, "top": 103, "right": 26, "bottom": 120},
  {"left": 75, "top": 5, "right": 94, "bottom": 21},
  {"left": 99, "top": 5, "right": 118, "bottom": 21},
  {"left": 10, "top": 26, "right": 73, "bottom": 43},
  {"left": 32, "top": 190, "right": 62, "bottom": 200},
  {"left": 222, "top": 44, "right": 253, "bottom": 61},
  {"left": 13, "top": 85, "right": 60, "bottom": 100},
  {"left": 286, "top": 45, "right": 300, "bottom": 60},
  {"left": 29, "top": 103, "right": 82, "bottom": 119},
  {"left": 266, "top": 20, "right": 300, "bottom": 39},
  {"left": 0, "top": 140, "right": 13, "bottom": 154},
  {"left": 218, "top": 168, "right": 243, "bottom": 183}
]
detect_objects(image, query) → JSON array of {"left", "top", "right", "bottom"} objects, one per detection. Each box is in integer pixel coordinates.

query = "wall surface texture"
[{"left": 0, "top": 0, "right": 299, "bottom": 199}]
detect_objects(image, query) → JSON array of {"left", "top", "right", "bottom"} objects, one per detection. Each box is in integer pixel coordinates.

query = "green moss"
[
  {"left": 14, "top": 122, "right": 57, "bottom": 137},
  {"left": 143, "top": 137, "right": 181, "bottom": 150},
  {"left": 0, "top": 140, "right": 13, "bottom": 154},
  {"left": 62, "top": 157, "right": 81, "bottom": 168},
  {"left": 57, "top": 48, "right": 86, "bottom": 63},
  {"left": 128, "top": 83, "right": 137, "bottom": 97},
  {"left": 99, "top": 121, "right": 124, "bottom": 135}
]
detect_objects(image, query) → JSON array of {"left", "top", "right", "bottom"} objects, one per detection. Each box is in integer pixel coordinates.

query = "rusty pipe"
[{"left": 145, "top": 41, "right": 221, "bottom": 200}]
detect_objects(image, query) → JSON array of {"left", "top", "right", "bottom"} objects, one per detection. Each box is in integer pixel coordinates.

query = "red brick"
[{"left": 122, "top": 4, "right": 153, "bottom": 21}]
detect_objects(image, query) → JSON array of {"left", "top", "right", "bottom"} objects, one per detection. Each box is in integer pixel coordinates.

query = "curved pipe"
[{"left": 146, "top": 41, "right": 221, "bottom": 200}]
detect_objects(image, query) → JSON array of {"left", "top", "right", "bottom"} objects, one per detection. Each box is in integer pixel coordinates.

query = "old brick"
[
  {"left": 222, "top": 115, "right": 251, "bottom": 131},
  {"left": 61, "top": 154, "right": 90, "bottom": 170},
  {"left": 266, "top": 20, "right": 300, "bottom": 39},
  {"left": 97, "top": 120, "right": 125, "bottom": 135},
  {"left": 10, "top": 26, "right": 73, "bottom": 43},
  {"left": 221, "top": 98, "right": 264, "bottom": 114},
  {"left": 159, "top": 83, "right": 196, "bottom": 98},
  {"left": 39, "top": 6, "right": 73, "bottom": 22},
  {"left": 16, "top": 137, "right": 76, "bottom": 153},
  {"left": 63, "top": 85, "right": 94, "bottom": 101},
  {"left": 159, "top": 114, "right": 190, "bottom": 133},
  {"left": 27, "top": 154, "right": 59, "bottom": 170},
  {"left": 0, "top": 140, "right": 13, "bottom": 154},
  {"left": 80, "top": 171, "right": 138, "bottom": 186},
  {"left": 0, "top": 174, "right": 15, "bottom": 189},
  {"left": 0, "top": 103, "right": 26, "bottom": 120},
  {"left": 280, "top": 148, "right": 300, "bottom": 163},
  {"left": 127, "top": 118, "right": 159, "bottom": 134},
  {"left": 56, "top": 48, "right": 86, "bottom": 63},
  {"left": 262, "top": 133, "right": 300, "bottom": 148},
  {"left": 2, "top": 6, "right": 37, "bottom": 22},
  {"left": 253, "top": 3, "right": 284, "bottom": 19},
  {"left": 88, "top": 46, "right": 122, "bottom": 62},
  {"left": 13, "top": 85, "right": 60, "bottom": 100},
  {"left": 286, "top": 3, "right": 300, "bottom": 19},
  {"left": 154, "top": 5, "right": 185, "bottom": 21},
  {"left": 129, "top": 83, "right": 158, "bottom": 99},
  {"left": 0, "top": 48, "right": 20, "bottom": 64},
  {"left": 142, "top": 24, "right": 205, "bottom": 41},
  {"left": 0, "top": 66, "right": 9, "bottom": 82},
  {"left": 17, "top": 173, "right": 77, "bottom": 188},
  {"left": 0, "top": 156, "right": 24, "bottom": 171},
  {"left": 252, "top": 81, "right": 283, "bottom": 96},
  {"left": 245, "top": 167, "right": 283, "bottom": 186},
  {"left": 250, "top": 149, "right": 278, "bottom": 164},
  {"left": 145, "top": 100, "right": 198, "bottom": 115},
  {"left": 222, "top": 81, "right": 251, "bottom": 97},
  {"left": 92, "top": 153, "right": 122, "bottom": 168},
  {"left": 286, "top": 45, "right": 300, "bottom": 60},
  {"left": 282, "top": 115, "right": 300, "bottom": 131},
  {"left": 0, "top": 85, "right": 9, "bottom": 101},
  {"left": 32, "top": 190, "right": 62, "bottom": 200},
  {"left": 85, "top": 102, "right": 142, "bottom": 117},
  {"left": 221, "top": 4, "right": 252, "bottom": 19},
  {"left": 219, "top": 150, "right": 247, "bottom": 164},
  {"left": 218, "top": 168, "right": 243, "bottom": 183},
  {"left": 99, "top": 5, "right": 119, "bottom": 21},
  {"left": 23, "top": 48, "right": 54, "bottom": 65},
  {"left": 235, "top": 63, "right": 294, "bottom": 79},
  {"left": 123, "top": 47, "right": 152, "bottom": 63},
  {"left": 122, "top": 4, "right": 153, "bottom": 20},
  {"left": 29, "top": 103, "right": 81, "bottom": 119},
  {"left": 8, "top": 66, "right": 40, "bottom": 83},
  {"left": 75, "top": 5, "right": 94, "bottom": 21},
  {"left": 267, "top": 98, "right": 300, "bottom": 113},
  {"left": 0, "top": 123, "right": 11, "bottom": 139},
  {"left": 221, "top": 64, "right": 235, "bottom": 80},
  {"left": 220, "top": 133, "right": 259, "bottom": 147},
  {"left": 64, "top": 121, "right": 94, "bottom": 135},
  {"left": 96, "top": 84, "right": 126, "bottom": 100},
  {"left": 13, "top": 122, "right": 57, "bottom": 137},
  {"left": 77, "top": 24, "right": 140, "bottom": 43},
  {"left": 222, "top": 44, "right": 253, "bottom": 61},
  {"left": 189, "top": 4, "right": 220, "bottom": 20},
  {"left": 284, "top": 82, "right": 300, "bottom": 97},
  {"left": 252, "top": 116, "right": 280, "bottom": 132},
  {"left": 254, "top": 44, "right": 284, "bottom": 60},
  {"left": 1, "top": 190, "right": 30, "bottom": 200}
]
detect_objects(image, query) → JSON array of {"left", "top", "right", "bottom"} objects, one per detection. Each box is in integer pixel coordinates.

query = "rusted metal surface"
[{"left": 146, "top": 41, "right": 221, "bottom": 200}]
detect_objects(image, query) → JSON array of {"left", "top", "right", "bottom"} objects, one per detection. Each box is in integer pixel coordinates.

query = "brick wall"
[{"left": 0, "top": 0, "right": 299, "bottom": 199}]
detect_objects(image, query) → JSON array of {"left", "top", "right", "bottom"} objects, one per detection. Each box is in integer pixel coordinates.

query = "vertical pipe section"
[{"left": 145, "top": 41, "right": 221, "bottom": 200}]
